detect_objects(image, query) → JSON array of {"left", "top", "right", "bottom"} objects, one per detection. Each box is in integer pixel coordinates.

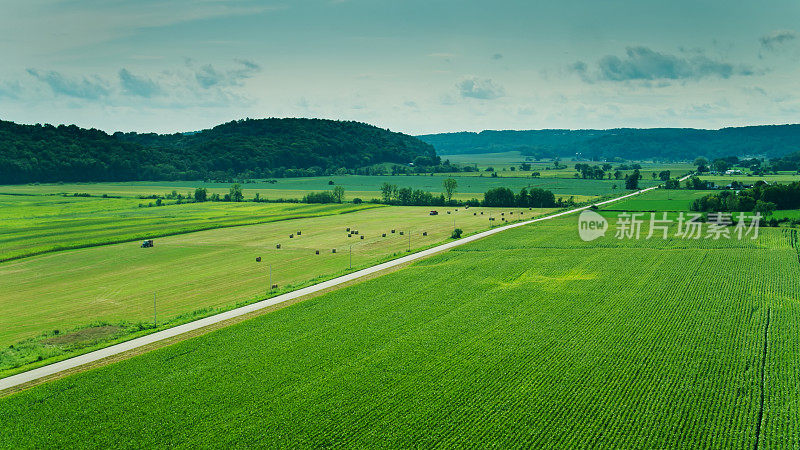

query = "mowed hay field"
[
  {"left": 0, "top": 194, "right": 376, "bottom": 261},
  {"left": 0, "top": 205, "right": 548, "bottom": 363},
  {"left": 2, "top": 216, "right": 798, "bottom": 447}
]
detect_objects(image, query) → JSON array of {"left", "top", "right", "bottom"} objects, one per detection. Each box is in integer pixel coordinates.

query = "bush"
[
  {"left": 352, "top": 198, "right": 363, "bottom": 204},
  {"left": 303, "top": 191, "right": 337, "bottom": 203},
  {"left": 451, "top": 228, "right": 463, "bottom": 239}
]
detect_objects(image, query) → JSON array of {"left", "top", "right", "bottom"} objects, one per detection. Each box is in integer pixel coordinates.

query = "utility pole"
[
  {"left": 408, "top": 231, "right": 411, "bottom": 252},
  {"left": 153, "top": 292, "right": 157, "bottom": 327},
  {"left": 349, "top": 245, "right": 352, "bottom": 269},
  {"left": 269, "top": 264, "right": 272, "bottom": 291}
]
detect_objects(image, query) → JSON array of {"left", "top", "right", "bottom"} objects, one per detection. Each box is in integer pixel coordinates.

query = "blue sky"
[{"left": 2, "top": 0, "right": 799, "bottom": 134}]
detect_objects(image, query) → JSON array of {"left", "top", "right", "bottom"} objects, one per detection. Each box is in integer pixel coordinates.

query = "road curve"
[{"left": 0, "top": 181, "right": 673, "bottom": 392}]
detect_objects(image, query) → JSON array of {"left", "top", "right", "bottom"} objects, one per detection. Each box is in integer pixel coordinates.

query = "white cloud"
[{"left": 456, "top": 76, "right": 505, "bottom": 100}]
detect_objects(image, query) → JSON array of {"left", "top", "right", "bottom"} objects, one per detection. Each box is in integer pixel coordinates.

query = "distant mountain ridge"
[
  {"left": 0, "top": 118, "right": 436, "bottom": 184},
  {"left": 418, "top": 125, "right": 800, "bottom": 160}
]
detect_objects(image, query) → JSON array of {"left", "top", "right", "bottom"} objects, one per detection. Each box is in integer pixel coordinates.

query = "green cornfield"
[{"left": 1, "top": 213, "right": 798, "bottom": 447}]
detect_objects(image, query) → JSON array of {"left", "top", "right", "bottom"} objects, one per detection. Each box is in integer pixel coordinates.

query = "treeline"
[
  {"left": 0, "top": 118, "right": 440, "bottom": 184},
  {"left": 418, "top": 125, "right": 800, "bottom": 160},
  {"left": 769, "top": 151, "right": 800, "bottom": 171},
  {"left": 690, "top": 181, "right": 800, "bottom": 214},
  {"left": 691, "top": 153, "right": 800, "bottom": 175},
  {"left": 374, "top": 182, "right": 560, "bottom": 208}
]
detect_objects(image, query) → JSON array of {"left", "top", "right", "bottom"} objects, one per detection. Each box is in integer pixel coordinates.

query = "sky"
[{"left": 2, "top": 0, "right": 800, "bottom": 135}]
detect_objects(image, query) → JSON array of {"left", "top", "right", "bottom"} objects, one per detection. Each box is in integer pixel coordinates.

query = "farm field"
[
  {"left": 0, "top": 174, "right": 653, "bottom": 202},
  {"left": 773, "top": 209, "right": 800, "bottom": 221},
  {"left": 0, "top": 204, "right": 549, "bottom": 374},
  {"left": 1, "top": 211, "right": 798, "bottom": 447},
  {"left": 603, "top": 188, "right": 710, "bottom": 211},
  {"left": 442, "top": 151, "right": 696, "bottom": 176},
  {"left": 0, "top": 194, "right": 375, "bottom": 261},
  {"left": 699, "top": 173, "right": 800, "bottom": 184}
]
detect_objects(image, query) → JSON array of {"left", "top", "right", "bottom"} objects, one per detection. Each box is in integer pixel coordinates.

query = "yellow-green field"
[
  {"left": 0, "top": 204, "right": 551, "bottom": 373},
  {"left": 0, "top": 194, "right": 376, "bottom": 261}
]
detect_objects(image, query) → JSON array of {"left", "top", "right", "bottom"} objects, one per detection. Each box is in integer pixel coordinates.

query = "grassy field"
[
  {"left": 699, "top": 173, "right": 800, "bottom": 184},
  {"left": 0, "top": 194, "right": 376, "bottom": 261},
  {"left": 0, "top": 204, "right": 550, "bottom": 373},
  {"left": 442, "top": 151, "right": 696, "bottom": 176},
  {"left": 1, "top": 207, "right": 798, "bottom": 447},
  {"left": 0, "top": 174, "right": 653, "bottom": 202},
  {"left": 603, "top": 188, "right": 710, "bottom": 211},
  {"left": 774, "top": 209, "right": 800, "bottom": 220}
]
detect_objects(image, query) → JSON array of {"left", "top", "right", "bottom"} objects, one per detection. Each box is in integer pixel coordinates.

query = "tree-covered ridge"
[
  {"left": 418, "top": 125, "right": 800, "bottom": 160},
  {"left": 0, "top": 118, "right": 437, "bottom": 184}
]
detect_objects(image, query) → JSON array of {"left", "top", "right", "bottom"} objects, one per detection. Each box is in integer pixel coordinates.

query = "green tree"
[
  {"left": 755, "top": 200, "right": 777, "bottom": 217},
  {"left": 625, "top": 169, "right": 641, "bottom": 190},
  {"left": 194, "top": 187, "right": 207, "bottom": 202},
  {"left": 712, "top": 159, "right": 730, "bottom": 173},
  {"left": 380, "top": 182, "right": 396, "bottom": 203},
  {"left": 483, "top": 187, "right": 516, "bottom": 207},
  {"left": 443, "top": 177, "right": 458, "bottom": 202},
  {"left": 229, "top": 183, "right": 244, "bottom": 202},
  {"left": 332, "top": 185, "right": 345, "bottom": 203}
]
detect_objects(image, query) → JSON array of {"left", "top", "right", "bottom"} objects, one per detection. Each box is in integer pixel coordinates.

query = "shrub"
[{"left": 451, "top": 228, "right": 463, "bottom": 239}]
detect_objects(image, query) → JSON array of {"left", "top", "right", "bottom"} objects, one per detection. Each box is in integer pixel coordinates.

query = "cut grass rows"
[{"left": 0, "top": 194, "right": 376, "bottom": 261}]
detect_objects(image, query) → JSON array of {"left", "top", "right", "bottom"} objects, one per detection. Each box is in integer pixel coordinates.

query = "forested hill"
[
  {"left": 418, "top": 125, "right": 800, "bottom": 160},
  {"left": 0, "top": 118, "right": 436, "bottom": 184}
]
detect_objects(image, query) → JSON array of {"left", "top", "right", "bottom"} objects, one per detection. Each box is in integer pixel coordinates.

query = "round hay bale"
[
  {"left": 332, "top": 249, "right": 336, "bottom": 253},
  {"left": 399, "top": 231, "right": 404, "bottom": 235},
  {"left": 297, "top": 231, "right": 301, "bottom": 235},
  {"left": 289, "top": 234, "right": 294, "bottom": 238},
  {"left": 422, "top": 231, "right": 427, "bottom": 236},
  {"left": 256, "top": 257, "right": 262, "bottom": 262},
  {"left": 276, "top": 244, "right": 281, "bottom": 249},
  {"left": 315, "top": 250, "right": 319, "bottom": 255},
  {"left": 360, "top": 236, "right": 364, "bottom": 240},
  {"left": 382, "top": 233, "right": 386, "bottom": 237}
]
